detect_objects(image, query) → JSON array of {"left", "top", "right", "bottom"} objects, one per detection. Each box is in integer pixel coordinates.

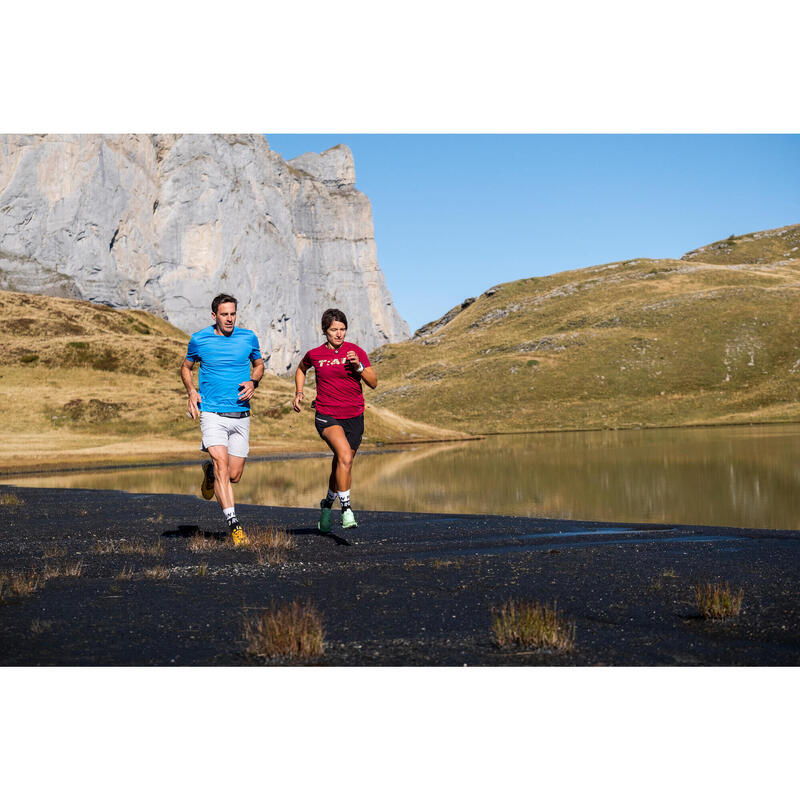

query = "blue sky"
[{"left": 266, "top": 135, "right": 800, "bottom": 334}]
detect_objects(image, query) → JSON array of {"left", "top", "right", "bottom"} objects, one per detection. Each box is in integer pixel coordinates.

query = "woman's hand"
[{"left": 292, "top": 391, "right": 304, "bottom": 412}]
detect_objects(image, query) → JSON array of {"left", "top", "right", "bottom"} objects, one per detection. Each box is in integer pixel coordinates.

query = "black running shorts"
[{"left": 314, "top": 412, "right": 364, "bottom": 452}]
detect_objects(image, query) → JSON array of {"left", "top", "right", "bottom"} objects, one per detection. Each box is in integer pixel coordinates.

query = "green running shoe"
[
  {"left": 342, "top": 507, "right": 358, "bottom": 529},
  {"left": 318, "top": 501, "right": 332, "bottom": 533}
]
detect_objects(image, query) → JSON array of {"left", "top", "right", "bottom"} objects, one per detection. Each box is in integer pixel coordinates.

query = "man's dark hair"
[
  {"left": 212, "top": 293, "right": 238, "bottom": 314},
  {"left": 321, "top": 308, "right": 348, "bottom": 333}
]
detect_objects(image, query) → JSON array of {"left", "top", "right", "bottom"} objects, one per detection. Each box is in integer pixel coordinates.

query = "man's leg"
[{"left": 207, "top": 446, "right": 247, "bottom": 544}]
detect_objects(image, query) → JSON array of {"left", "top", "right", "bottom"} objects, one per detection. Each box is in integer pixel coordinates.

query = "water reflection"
[{"left": 8, "top": 425, "right": 800, "bottom": 530}]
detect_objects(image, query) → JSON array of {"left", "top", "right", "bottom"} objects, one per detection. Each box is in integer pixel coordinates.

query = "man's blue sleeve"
[
  {"left": 186, "top": 333, "right": 200, "bottom": 363},
  {"left": 249, "top": 331, "right": 262, "bottom": 362}
]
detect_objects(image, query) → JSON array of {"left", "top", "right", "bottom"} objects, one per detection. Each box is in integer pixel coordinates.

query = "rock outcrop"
[{"left": 0, "top": 134, "right": 409, "bottom": 372}]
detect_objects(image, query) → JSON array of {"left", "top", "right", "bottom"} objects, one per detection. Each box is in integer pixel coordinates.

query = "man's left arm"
[{"left": 237, "top": 357, "right": 265, "bottom": 401}]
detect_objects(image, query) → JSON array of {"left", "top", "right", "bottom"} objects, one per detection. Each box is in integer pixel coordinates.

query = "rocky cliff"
[{"left": 0, "top": 134, "right": 409, "bottom": 372}]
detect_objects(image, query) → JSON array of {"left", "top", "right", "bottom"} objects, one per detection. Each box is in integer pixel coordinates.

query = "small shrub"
[
  {"left": 20, "top": 353, "right": 39, "bottom": 363},
  {"left": 249, "top": 525, "right": 295, "bottom": 565},
  {"left": 0, "top": 493, "right": 23, "bottom": 507},
  {"left": 491, "top": 599, "right": 576, "bottom": 652},
  {"left": 695, "top": 582, "right": 743, "bottom": 619},
  {"left": 142, "top": 565, "right": 170, "bottom": 580},
  {"left": 94, "top": 538, "right": 164, "bottom": 556},
  {"left": 241, "top": 599, "right": 325, "bottom": 660},
  {"left": 187, "top": 534, "right": 229, "bottom": 552},
  {"left": 30, "top": 619, "right": 54, "bottom": 634},
  {"left": 0, "top": 569, "right": 43, "bottom": 601}
]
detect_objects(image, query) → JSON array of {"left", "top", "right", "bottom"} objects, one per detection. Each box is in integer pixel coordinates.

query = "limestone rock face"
[{"left": 0, "top": 134, "right": 409, "bottom": 371}]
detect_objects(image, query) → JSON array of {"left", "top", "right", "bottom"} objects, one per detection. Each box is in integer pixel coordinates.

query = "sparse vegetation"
[
  {"left": 0, "top": 492, "right": 23, "bottom": 507},
  {"left": 142, "top": 565, "right": 170, "bottom": 580},
  {"left": 116, "top": 565, "right": 135, "bottom": 581},
  {"left": 93, "top": 538, "right": 165, "bottom": 556},
  {"left": 491, "top": 599, "right": 576, "bottom": 652},
  {"left": 30, "top": 619, "right": 54, "bottom": 634},
  {"left": 695, "top": 582, "right": 744, "bottom": 619},
  {"left": 0, "top": 569, "right": 43, "bottom": 600},
  {"left": 241, "top": 599, "right": 325, "bottom": 660},
  {"left": 42, "top": 544, "right": 67, "bottom": 558},
  {"left": 196, "top": 563, "right": 209, "bottom": 577},
  {"left": 187, "top": 534, "right": 229, "bottom": 552},
  {"left": 248, "top": 525, "right": 295, "bottom": 565}
]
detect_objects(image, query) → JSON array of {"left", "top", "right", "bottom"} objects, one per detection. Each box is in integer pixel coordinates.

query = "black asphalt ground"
[{"left": 1, "top": 484, "right": 798, "bottom": 665}]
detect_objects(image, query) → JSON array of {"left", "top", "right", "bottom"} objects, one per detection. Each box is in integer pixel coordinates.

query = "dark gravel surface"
[{"left": 1, "top": 484, "right": 798, "bottom": 666}]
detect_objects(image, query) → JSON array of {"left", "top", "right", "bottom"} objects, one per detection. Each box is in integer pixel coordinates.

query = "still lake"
[{"left": 8, "top": 424, "right": 800, "bottom": 530}]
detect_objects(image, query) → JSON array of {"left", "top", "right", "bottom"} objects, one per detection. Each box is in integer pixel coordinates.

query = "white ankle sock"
[
  {"left": 223, "top": 507, "right": 236, "bottom": 522},
  {"left": 337, "top": 490, "right": 351, "bottom": 507}
]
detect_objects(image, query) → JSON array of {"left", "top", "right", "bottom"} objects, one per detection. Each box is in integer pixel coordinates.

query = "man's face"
[
  {"left": 212, "top": 302, "right": 237, "bottom": 335},
  {"left": 325, "top": 321, "right": 347, "bottom": 348}
]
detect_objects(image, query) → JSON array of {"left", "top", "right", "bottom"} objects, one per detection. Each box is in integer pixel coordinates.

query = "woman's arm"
[{"left": 293, "top": 361, "right": 309, "bottom": 412}]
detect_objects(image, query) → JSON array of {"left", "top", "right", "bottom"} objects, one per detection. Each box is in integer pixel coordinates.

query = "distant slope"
[
  {"left": 0, "top": 291, "right": 466, "bottom": 472},
  {"left": 370, "top": 223, "right": 800, "bottom": 433}
]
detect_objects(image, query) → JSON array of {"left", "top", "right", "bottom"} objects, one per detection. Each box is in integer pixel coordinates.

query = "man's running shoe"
[
  {"left": 318, "top": 501, "right": 332, "bottom": 533},
  {"left": 200, "top": 460, "right": 215, "bottom": 500},
  {"left": 341, "top": 507, "right": 358, "bottom": 529},
  {"left": 229, "top": 521, "right": 249, "bottom": 546}
]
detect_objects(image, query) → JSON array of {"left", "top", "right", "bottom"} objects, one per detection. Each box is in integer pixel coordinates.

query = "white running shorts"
[{"left": 200, "top": 412, "right": 251, "bottom": 458}]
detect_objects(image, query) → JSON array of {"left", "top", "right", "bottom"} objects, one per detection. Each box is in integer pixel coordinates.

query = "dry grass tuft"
[
  {"left": 196, "top": 563, "right": 209, "bottom": 577},
  {"left": 491, "top": 599, "right": 576, "bottom": 652},
  {"left": 116, "top": 565, "right": 134, "bottom": 581},
  {"left": 93, "top": 538, "right": 165, "bottom": 556},
  {"left": 0, "top": 569, "right": 43, "bottom": 600},
  {"left": 42, "top": 561, "right": 83, "bottom": 579},
  {"left": 42, "top": 544, "right": 67, "bottom": 559},
  {"left": 0, "top": 492, "right": 23, "bottom": 507},
  {"left": 142, "top": 565, "right": 170, "bottom": 580},
  {"left": 241, "top": 599, "right": 325, "bottom": 660},
  {"left": 695, "top": 582, "right": 744, "bottom": 619},
  {"left": 30, "top": 619, "right": 54, "bottom": 634},
  {"left": 187, "top": 534, "right": 229, "bottom": 552},
  {"left": 248, "top": 525, "right": 296, "bottom": 565}
]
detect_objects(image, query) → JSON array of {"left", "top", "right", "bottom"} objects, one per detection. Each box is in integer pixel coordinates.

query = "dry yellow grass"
[
  {"left": 0, "top": 290, "right": 465, "bottom": 474},
  {"left": 116, "top": 565, "right": 135, "bottom": 581},
  {"left": 42, "top": 561, "right": 83, "bottom": 579},
  {"left": 196, "top": 563, "right": 209, "bottom": 577},
  {"left": 371, "top": 224, "right": 800, "bottom": 434},
  {"left": 142, "top": 565, "right": 170, "bottom": 580},
  {"left": 491, "top": 599, "right": 576, "bottom": 652},
  {"left": 695, "top": 582, "right": 744, "bottom": 619},
  {"left": 0, "top": 492, "right": 23, "bottom": 506},
  {"left": 187, "top": 534, "right": 230, "bottom": 552},
  {"left": 93, "top": 538, "right": 165, "bottom": 556},
  {"left": 0, "top": 569, "right": 44, "bottom": 600},
  {"left": 241, "top": 599, "right": 325, "bottom": 660},
  {"left": 248, "top": 525, "right": 296, "bottom": 565},
  {"left": 42, "top": 544, "right": 67, "bottom": 559}
]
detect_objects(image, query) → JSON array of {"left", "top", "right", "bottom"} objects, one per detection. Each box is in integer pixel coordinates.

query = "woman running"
[{"left": 293, "top": 308, "right": 378, "bottom": 532}]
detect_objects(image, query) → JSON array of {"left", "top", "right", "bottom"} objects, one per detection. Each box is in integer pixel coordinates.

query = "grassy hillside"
[
  {"left": 369, "top": 223, "right": 800, "bottom": 433},
  {"left": 0, "top": 292, "right": 466, "bottom": 473}
]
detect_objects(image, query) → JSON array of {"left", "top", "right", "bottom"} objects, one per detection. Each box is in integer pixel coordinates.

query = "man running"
[{"left": 180, "top": 293, "right": 264, "bottom": 545}]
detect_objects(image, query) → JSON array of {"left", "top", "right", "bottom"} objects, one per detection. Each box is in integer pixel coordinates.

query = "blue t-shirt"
[{"left": 186, "top": 326, "right": 262, "bottom": 413}]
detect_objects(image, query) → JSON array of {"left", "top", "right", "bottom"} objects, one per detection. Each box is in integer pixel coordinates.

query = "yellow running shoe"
[
  {"left": 229, "top": 522, "right": 249, "bottom": 547},
  {"left": 200, "top": 460, "right": 215, "bottom": 500}
]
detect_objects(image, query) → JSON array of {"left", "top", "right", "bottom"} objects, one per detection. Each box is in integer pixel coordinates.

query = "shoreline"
[{"left": 1, "top": 484, "right": 798, "bottom": 666}]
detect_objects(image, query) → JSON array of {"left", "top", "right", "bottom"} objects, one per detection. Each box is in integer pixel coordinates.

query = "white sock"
[
  {"left": 223, "top": 506, "right": 237, "bottom": 522},
  {"left": 337, "top": 490, "right": 351, "bottom": 508}
]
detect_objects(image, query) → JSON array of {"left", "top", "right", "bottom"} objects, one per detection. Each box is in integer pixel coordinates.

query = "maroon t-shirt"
[{"left": 301, "top": 341, "right": 371, "bottom": 418}]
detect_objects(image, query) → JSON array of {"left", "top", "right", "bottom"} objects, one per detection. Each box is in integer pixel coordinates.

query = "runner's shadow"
[
  {"left": 162, "top": 525, "right": 227, "bottom": 540},
  {"left": 288, "top": 527, "right": 352, "bottom": 546}
]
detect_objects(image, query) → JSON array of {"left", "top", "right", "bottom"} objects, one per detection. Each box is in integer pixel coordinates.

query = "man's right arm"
[{"left": 181, "top": 358, "right": 201, "bottom": 420}]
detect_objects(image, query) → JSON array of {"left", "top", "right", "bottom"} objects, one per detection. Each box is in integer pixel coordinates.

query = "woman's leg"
[{"left": 321, "top": 425, "right": 355, "bottom": 492}]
